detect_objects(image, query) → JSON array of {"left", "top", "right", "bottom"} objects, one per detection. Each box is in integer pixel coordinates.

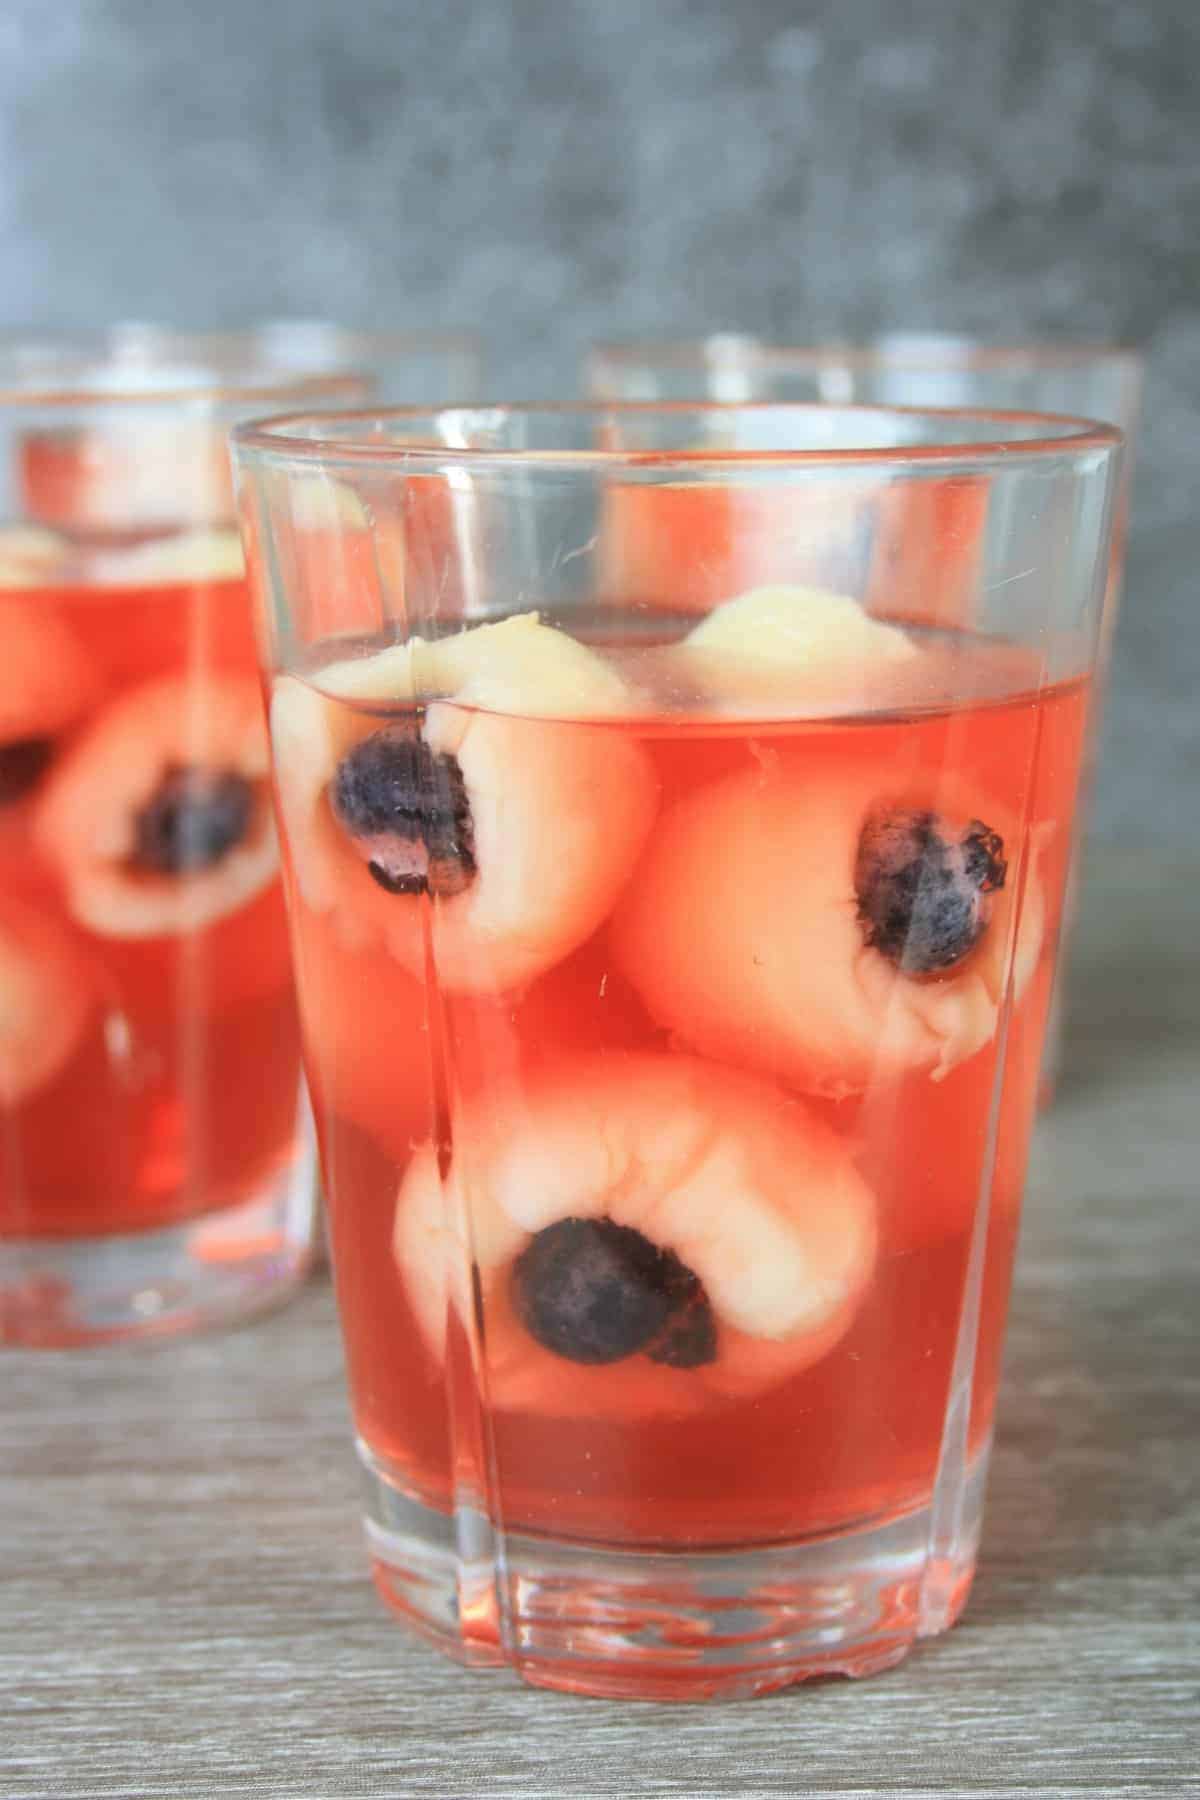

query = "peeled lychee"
[
  {"left": 0, "top": 897, "right": 96, "bottom": 1106},
  {"left": 612, "top": 753, "right": 1044, "bottom": 1098},
  {"left": 393, "top": 1052, "right": 878, "bottom": 1419},
  {"left": 316, "top": 611, "right": 635, "bottom": 717},
  {"left": 34, "top": 675, "right": 277, "bottom": 938},
  {"left": 271, "top": 613, "right": 656, "bottom": 993}
]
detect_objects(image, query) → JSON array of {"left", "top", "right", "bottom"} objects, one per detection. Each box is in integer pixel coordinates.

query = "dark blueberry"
[
  {"left": 131, "top": 765, "right": 255, "bottom": 875},
  {"left": 0, "top": 737, "right": 54, "bottom": 805},
  {"left": 511, "top": 1217, "right": 716, "bottom": 1368},
  {"left": 329, "top": 728, "right": 476, "bottom": 900},
  {"left": 855, "top": 808, "right": 1007, "bottom": 975},
  {"left": 646, "top": 1277, "right": 718, "bottom": 1369}
]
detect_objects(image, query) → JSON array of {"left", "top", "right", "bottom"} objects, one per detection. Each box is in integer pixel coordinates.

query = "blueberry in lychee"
[
  {"left": 511, "top": 1217, "right": 717, "bottom": 1368},
  {"left": 648, "top": 1275, "right": 719, "bottom": 1369},
  {"left": 132, "top": 766, "right": 255, "bottom": 875},
  {"left": 329, "top": 727, "right": 476, "bottom": 899},
  {"left": 855, "top": 808, "right": 1007, "bottom": 975}
]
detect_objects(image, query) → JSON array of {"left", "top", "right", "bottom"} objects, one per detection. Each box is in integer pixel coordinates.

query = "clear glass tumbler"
[
  {"left": 234, "top": 401, "right": 1119, "bottom": 1698},
  {"left": 588, "top": 336, "right": 1143, "bottom": 1097},
  {"left": 0, "top": 331, "right": 483, "bottom": 1347}
]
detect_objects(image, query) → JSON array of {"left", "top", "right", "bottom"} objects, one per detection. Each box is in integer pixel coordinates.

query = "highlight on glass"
[{"left": 234, "top": 400, "right": 1120, "bottom": 1698}]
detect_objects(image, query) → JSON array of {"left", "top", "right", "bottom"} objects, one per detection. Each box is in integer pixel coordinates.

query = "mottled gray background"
[{"left": 1, "top": 0, "right": 1196, "bottom": 843}]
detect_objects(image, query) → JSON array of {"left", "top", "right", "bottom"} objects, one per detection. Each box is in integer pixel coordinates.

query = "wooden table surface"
[{"left": 3, "top": 849, "right": 1197, "bottom": 1799}]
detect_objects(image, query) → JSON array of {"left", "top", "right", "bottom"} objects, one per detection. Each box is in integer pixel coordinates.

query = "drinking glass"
[
  {"left": 0, "top": 343, "right": 370, "bottom": 1345},
  {"left": 234, "top": 400, "right": 1119, "bottom": 1698},
  {"left": 588, "top": 335, "right": 1143, "bottom": 1096},
  {"left": 0, "top": 329, "right": 485, "bottom": 1347}
]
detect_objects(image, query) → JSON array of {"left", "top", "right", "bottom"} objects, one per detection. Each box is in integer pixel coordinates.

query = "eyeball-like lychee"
[
  {"left": 612, "top": 752, "right": 1044, "bottom": 1098},
  {"left": 0, "top": 599, "right": 101, "bottom": 808},
  {"left": 33, "top": 675, "right": 277, "bottom": 938},
  {"left": 271, "top": 613, "right": 656, "bottom": 993},
  {"left": 0, "top": 897, "right": 96, "bottom": 1106},
  {"left": 393, "top": 1052, "right": 877, "bottom": 1419}
]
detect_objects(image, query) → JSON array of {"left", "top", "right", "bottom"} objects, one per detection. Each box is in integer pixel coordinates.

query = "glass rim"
[
  {"left": 588, "top": 332, "right": 1145, "bottom": 378},
  {"left": 93, "top": 322, "right": 481, "bottom": 363},
  {"left": 0, "top": 365, "right": 368, "bottom": 414},
  {"left": 233, "top": 399, "right": 1123, "bottom": 471}
]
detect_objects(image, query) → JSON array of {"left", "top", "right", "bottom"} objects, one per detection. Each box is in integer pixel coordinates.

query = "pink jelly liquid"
[{"left": 288, "top": 635, "right": 1087, "bottom": 1550}]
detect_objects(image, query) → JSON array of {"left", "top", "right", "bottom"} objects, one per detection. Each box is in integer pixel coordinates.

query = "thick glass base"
[
  {"left": 0, "top": 1134, "right": 318, "bottom": 1347},
  {"left": 359, "top": 1441, "right": 987, "bottom": 1700}
]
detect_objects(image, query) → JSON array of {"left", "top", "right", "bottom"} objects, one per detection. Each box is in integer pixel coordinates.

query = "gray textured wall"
[{"left": 2, "top": 0, "right": 1196, "bottom": 843}]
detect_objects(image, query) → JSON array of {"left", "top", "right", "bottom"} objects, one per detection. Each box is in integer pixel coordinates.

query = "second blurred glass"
[{"left": 0, "top": 330, "right": 480, "bottom": 1345}]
